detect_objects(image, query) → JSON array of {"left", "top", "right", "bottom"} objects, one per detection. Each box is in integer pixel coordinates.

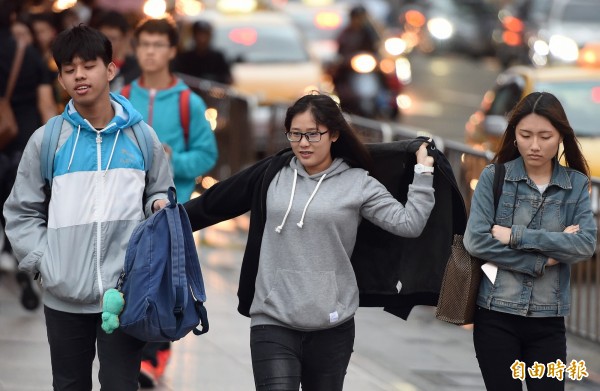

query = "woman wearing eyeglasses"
[{"left": 184, "top": 92, "right": 435, "bottom": 391}]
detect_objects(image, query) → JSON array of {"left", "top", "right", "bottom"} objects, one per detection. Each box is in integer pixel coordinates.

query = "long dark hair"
[
  {"left": 494, "top": 91, "right": 589, "bottom": 178},
  {"left": 284, "top": 93, "right": 374, "bottom": 172}
]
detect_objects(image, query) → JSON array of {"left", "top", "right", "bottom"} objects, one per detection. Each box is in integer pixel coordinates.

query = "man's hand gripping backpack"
[{"left": 117, "top": 187, "right": 209, "bottom": 342}]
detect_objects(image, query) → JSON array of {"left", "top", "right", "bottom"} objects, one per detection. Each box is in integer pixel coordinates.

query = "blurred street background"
[{"left": 2, "top": 0, "right": 600, "bottom": 389}]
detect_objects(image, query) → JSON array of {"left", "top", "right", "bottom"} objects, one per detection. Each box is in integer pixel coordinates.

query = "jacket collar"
[{"left": 505, "top": 156, "right": 572, "bottom": 190}]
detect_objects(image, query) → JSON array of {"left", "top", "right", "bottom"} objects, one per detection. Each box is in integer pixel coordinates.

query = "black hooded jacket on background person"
[{"left": 184, "top": 137, "right": 467, "bottom": 320}]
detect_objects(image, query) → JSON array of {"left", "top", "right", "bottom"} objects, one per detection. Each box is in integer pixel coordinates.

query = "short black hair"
[
  {"left": 192, "top": 20, "right": 213, "bottom": 35},
  {"left": 29, "top": 12, "right": 59, "bottom": 32},
  {"left": 134, "top": 18, "right": 178, "bottom": 47},
  {"left": 94, "top": 10, "right": 132, "bottom": 35},
  {"left": 52, "top": 24, "right": 112, "bottom": 71},
  {"left": 350, "top": 5, "right": 367, "bottom": 18}
]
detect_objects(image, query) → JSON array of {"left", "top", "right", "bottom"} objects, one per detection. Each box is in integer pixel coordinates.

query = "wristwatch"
[{"left": 414, "top": 163, "right": 434, "bottom": 174}]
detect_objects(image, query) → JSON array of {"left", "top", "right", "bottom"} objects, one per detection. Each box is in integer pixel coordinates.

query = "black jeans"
[
  {"left": 44, "top": 306, "right": 145, "bottom": 391},
  {"left": 473, "top": 306, "right": 566, "bottom": 391},
  {"left": 250, "top": 318, "right": 355, "bottom": 391}
]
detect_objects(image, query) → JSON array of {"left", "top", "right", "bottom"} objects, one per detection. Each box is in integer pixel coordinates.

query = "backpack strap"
[
  {"left": 179, "top": 88, "right": 191, "bottom": 147},
  {"left": 122, "top": 84, "right": 153, "bottom": 172},
  {"left": 124, "top": 82, "right": 190, "bottom": 148},
  {"left": 40, "top": 115, "right": 64, "bottom": 189},
  {"left": 492, "top": 163, "right": 505, "bottom": 212},
  {"left": 180, "top": 202, "right": 209, "bottom": 335},
  {"left": 167, "top": 187, "right": 209, "bottom": 335},
  {"left": 121, "top": 84, "right": 132, "bottom": 99},
  {"left": 164, "top": 188, "right": 189, "bottom": 331},
  {"left": 132, "top": 122, "right": 153, "bottom": 173}
]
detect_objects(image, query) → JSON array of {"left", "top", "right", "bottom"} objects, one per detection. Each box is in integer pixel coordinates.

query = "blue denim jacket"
[{"left": 464, "top": 157, "right": 596, "bottom": 317}]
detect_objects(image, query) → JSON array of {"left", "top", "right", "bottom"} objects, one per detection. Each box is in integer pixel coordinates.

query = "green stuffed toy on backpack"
[{"left": 101, "top": 288, "right": 125, "bottom": 334}]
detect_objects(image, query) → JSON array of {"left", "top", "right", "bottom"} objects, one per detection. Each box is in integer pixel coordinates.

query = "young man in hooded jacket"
[{"left": 3, "top": 25, "right": 173, "bottom": 391}]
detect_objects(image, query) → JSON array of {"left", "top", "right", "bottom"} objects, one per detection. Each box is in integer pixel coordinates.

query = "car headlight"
[
  {"left": 427, "top": 18, "right": 453, "bottom": 40},
  {"left": 384, "top": 37, "right": 408, "bottom": 56},
  {"left": 549, "top": 35, "right": 579, "bottom": 62},
  {"left": 532, "top": 39, "right": 550, "bottom": 56},
  {"left": 395, "top": 57, "right": 412, "bottom": 84},
  {"left": 351, "top": 54, "right": 377, "bottom": 73}
]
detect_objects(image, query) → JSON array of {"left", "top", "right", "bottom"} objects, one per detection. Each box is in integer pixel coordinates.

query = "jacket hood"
[
  {"left": 289, "top": 157, "right": 350, "bottom": 179},
  {"left": 62, "top": 92, "right": 144, "bottom": 133}
]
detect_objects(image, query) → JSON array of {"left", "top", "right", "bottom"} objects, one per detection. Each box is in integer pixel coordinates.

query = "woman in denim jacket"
[{"left": 464, "top": 92, "right": 597, "bottom": 391}]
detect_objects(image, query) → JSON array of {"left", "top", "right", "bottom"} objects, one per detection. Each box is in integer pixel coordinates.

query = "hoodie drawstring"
[
  {"left": 104, "top": 129, "right": 120, "bottom": 176},
  {"left": 67, "top": 125, "right": 81, "bottom": 172},
  {"left": 275, "top": 171, "right": 327, "bottom": 233},
  {"left": 275, "top": 169, "right": 297, "bottom": 233},
  {"left": 297, "top": 174, "right": 326, "bottom": 228}
]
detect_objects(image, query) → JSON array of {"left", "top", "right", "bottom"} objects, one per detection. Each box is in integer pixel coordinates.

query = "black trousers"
[
  {"left": 250, "top": 318, "right": 355, "bottom": 391},
  {"left": 473, "top": 306, "right": 566, "bottom": 391},
  {"left": 44, "top": 306, "right": 145, "bottom": 391}
]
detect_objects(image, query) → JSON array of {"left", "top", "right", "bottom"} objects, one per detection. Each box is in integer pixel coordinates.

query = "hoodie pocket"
[
  {"left": 264, "top": 269, "right": 347, "bottom": 329},
  {"left": 18, "top": 247, "right": 45, "bottom": 274},
  {"left": 38, "top": 248, "right": 97, "bottom": 304}
]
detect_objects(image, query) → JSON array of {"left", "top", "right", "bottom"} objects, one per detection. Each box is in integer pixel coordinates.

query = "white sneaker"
[{"left": 0, "top": 251, "right": 17, "bottom": 272}]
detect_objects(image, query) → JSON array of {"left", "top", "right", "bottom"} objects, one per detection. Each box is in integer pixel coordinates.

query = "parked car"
[
  {"left": 528, "top": 0, "right": 600, "bottom": 67},
  {"left": 465, "top": 61, "right": 600, "bottom": 179},
  {"left": 494, "top": 0, "right": 600, "bottom": 68},
  {"left": 179, "top": 9, "right": 327, "bottom": 157},
  {"left": 275, "top": 1, "right": 354, "bottom": 66}
]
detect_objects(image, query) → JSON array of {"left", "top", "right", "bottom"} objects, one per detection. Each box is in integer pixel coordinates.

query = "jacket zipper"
[
  {"left": 148, "top": 89, "right": 156, "bottom": 126},
  {"left": 95, "top": 130, "right": 105, "bottom": 300}
]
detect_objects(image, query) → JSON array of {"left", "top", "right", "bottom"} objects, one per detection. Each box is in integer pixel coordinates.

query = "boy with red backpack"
[
  {"left": 123, "top": 17, "right": 218, "bottom": 387},
  {"left": 123, "top": 17, "right": 218, "bottom": 204}
]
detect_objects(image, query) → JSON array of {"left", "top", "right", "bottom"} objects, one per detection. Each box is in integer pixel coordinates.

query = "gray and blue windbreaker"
[{"left": 3, "top": 93, "right": 174, "bottom": 313}]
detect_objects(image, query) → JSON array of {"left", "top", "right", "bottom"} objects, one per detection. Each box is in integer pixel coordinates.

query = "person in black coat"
[{"left": 173, "top": 20, "right": 232, "bottom": 85}]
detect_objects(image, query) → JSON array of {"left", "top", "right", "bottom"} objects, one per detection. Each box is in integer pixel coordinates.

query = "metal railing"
[{"left": 179, "top": 76, "right": 599, "bottom": 343}]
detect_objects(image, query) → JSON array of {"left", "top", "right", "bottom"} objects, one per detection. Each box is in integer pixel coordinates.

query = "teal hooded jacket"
[{"left": 124, "top": 78, "right": 218, "bottom": 201}]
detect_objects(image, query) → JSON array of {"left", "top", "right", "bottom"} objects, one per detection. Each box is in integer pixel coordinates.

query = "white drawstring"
[
  {"left": 104, "top": 129, "right": 120, "bottom": 177},
  {"left": 275, "top": 169, "right": 297, "bottom": 233},
  {"left": 67, "top": 125, "right": 81, "bottom": 172},
  {"left": 297, "top": 173, "right": 326, "bottom": 228}
]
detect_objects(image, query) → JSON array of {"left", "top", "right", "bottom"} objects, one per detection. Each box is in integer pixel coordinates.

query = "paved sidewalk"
[{"left": 1, "top": 219, "right": 599, "bottom": 390}]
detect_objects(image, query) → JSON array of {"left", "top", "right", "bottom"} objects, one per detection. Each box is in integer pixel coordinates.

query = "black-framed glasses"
[{"left": 285, "top": 131, "right": 328, "bottom": 142}]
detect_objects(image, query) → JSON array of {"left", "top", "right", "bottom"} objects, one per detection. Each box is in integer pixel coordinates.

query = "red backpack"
[{"left": 121, "top": 83, "right": 191, "bottom": 146}]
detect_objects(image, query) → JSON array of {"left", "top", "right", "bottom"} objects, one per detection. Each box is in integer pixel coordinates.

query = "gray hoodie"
[{"left": 249, "top": 157, "right": 435, "bottom": 330}]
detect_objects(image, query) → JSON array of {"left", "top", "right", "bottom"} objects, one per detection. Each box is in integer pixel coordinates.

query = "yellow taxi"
[
  {"left": 465, "top": 60, "right": 600, "bottom": 177},
  {"left": 192, "top": 10, "right": 326, "bottom": 105}
]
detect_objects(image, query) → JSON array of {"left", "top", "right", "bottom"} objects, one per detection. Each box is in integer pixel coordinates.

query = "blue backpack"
[
  {"left": 40, "top": 115, "right": 154, "bottom": 188},
  {"left": 117, "top": 187, "right": 209, "bottom": 342}
]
